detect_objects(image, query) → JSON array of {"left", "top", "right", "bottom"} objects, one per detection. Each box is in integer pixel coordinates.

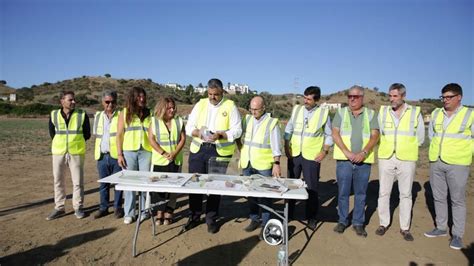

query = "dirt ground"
[{"left": 0, "top": 117, "right": 473, "bottom": 265}]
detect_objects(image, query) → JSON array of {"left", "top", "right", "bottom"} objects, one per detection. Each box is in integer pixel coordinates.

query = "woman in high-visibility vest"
[
  {"left": 147, "top": 97, "right": 186, "bottom": 225},
  {"left": 116, "top": 86, "right": 152, "bottom": 224}
]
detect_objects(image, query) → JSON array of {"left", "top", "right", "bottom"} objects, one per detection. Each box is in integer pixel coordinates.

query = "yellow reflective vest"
[
  {"left": 122, "top": 108, "right": 152, "bottom": 152},
  {"left": 333, "top": 107, "right": 375, "bottom": 163},
  {"left": 378, "top": 105, "right": 421, "bottom": 161},
  {"left": 151, "top": 116, "right": 184, "bottom": 166},
  {"left": 51, "top": 109, "right": 86, "bottom": 155},
  {"left": 429, "top": 106, "right": 473, "bottom": 166},
  {"left": 240, "top": 114, "right": 279, "bottom": 170},
  {"left": 189, "top": 98, "right": 237, "bottom": 156},
  {"left": 289, "top": 105, "right": 329, "bottom": 160},
  {"left": 93, "top": 110, "right": 119, "bottom": 160}
]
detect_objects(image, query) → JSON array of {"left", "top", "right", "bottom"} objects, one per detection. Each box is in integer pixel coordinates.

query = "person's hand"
[
  {"left": 272, "top": 164, "right": 281, "bottom": 177},
  {"left": 208, "top": 132, "right": 220, "bottom": 142},
  {"left": 314, "top": 151, "right": 326, "bottom": 163},
  {"left": 165, "top": 151, "right": 176, "bottom": 161},
  {"left": 352, "top": 152, "right": 366, "bottom": 163},
  {"left": 118, "top": 154, "right": 127, "bottom": 169},
  {"left": 343, "top": 150, "right": 356, "bottom": 162}
]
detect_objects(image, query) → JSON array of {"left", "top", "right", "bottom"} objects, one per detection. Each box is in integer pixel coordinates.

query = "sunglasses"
[
  {"left": 439, "top": 94, "right": 458, "bottom": 101},
  {"left": 104, "top": 100, "right": 116, "bottom": 105},
  {"left": 347, "top": 95, "right": 363, "bottom": 99}
]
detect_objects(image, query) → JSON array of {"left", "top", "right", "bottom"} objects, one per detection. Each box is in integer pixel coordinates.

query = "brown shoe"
[
  {"left": 375, "top": 226, "right": 387, "bottom": 236},
  {"left": 155, "top": 211, "right": 164, "bottom": 226},
  {"left": 163, "top": 212, "right": 173, "bottom": 225},
  {"left": 400, "top": 230, "right": 414, "bottom": 241}
]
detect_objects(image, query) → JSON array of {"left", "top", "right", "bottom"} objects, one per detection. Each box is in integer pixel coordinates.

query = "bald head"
[{"left": 249, "top": 96, "right": 266, "bottom": 119}]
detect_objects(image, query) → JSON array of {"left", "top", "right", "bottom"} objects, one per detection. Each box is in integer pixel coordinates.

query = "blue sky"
[{"left": 1, "top": 0, "right": 473, "bottom": 104}]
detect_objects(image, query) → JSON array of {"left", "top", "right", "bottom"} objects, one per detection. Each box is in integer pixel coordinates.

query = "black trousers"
[
  {"left": 288, "top": 154, "right": 320, "bottom": 220},
  {"left": 188, "top": 144, "right": 231, "bottom": 224},
  {"left": 152, "top": 162, "right": 179, "bottom": 212}
]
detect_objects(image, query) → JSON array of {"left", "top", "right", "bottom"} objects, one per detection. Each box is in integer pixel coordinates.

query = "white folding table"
[{"left": 100, "top": 170, "right": 308, "bottom": 266}]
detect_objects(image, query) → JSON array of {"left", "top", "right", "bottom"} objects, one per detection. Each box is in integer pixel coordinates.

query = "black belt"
[
  {"left": 101, "top": 152, "right": 110, "bottom": 155},
  {"left": 202, "top": 142, "right": 216, "bottom": 147}
]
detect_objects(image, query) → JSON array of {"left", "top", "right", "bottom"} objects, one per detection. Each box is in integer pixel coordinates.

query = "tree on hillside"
[
  {"left": 0, "top": 80, "right": 6, "bottom": 85},
  {"left": 104, "top": 73, "right": 112, "bottom": 78},
  {"left": 185, "top": 84, "right": 194, "bottom": 95},
  {"left": 197, "top": 83, "right": 204, "bottom": 88}
]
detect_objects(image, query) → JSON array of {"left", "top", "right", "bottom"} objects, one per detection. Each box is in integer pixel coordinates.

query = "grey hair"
[
  {"left": 102, "top": 89, "right": 117, "bottom": 100},
  {"left": 388, "top": 83, "right": 406, "bottom": 96},
  {"left": 349, "top": 85, "right": 364, "bottom": 96}
]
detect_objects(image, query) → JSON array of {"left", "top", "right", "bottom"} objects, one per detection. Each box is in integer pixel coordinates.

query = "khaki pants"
[
  {"left": 52, "top": 154, "right": 85, "bottom": 211},
  {"left": 377, "top": 156, "right": 416, "bottom": 231}
]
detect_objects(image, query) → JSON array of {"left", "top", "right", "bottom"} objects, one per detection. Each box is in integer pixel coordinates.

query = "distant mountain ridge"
[{"left": 5, "top": 76, "right": 443, "bottom": 118}]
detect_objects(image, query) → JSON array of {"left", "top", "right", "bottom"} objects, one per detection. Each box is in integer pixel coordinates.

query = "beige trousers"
[
  {"left": 377, "top": 156, "right": 416, "bottom": 231},
  {"left": 52, "top": 154, "right": 85, "bottom": 211}
]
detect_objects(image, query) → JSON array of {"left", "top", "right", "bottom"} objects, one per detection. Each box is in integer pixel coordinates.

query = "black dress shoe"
[
  {"left": 183, "top": 218, "right": 200, "bottom": 231},
  {"left": 94, "top": 210, "right": 109, "bottom": 219},
  {"left": 353, "top": 225, "right": 368, "bottom": 237},
  {"left": 114, "top": 208, "right": 124, "bottom": 219},
  {"left": 244, "top": 220, "right": 260, "bottom": 232},
  {"left": 400, "top": 230, "right": 414, "bottom": 241},
  {"left": 207, "top": 222, "right": 219, "bottom": 234},
  {"left": 307, "top": 219, "right": 318, "bottom": 231},
  {"left": 375, "top": 226, "right": 387, "bottom": 236}
]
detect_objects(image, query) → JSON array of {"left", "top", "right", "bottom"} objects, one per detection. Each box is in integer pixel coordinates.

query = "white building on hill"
[
  {"left": 194, "top": 86, "right": 207, "bottom": 94},
  {"left": 224, "top": 83, "right": 249, "bottom": 94},
  {"left": 320, "top": 102, "right": 341, "bottom": 110},
  {"left": 165, "top": 83, "right": 185, "bottom": 90}
]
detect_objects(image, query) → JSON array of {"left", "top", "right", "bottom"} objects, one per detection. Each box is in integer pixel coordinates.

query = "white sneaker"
[{"left": 124, "top": 216, "right": 134, "bottom": 224}]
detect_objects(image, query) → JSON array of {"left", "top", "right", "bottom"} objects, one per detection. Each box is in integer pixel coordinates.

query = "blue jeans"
[
  {"left": 97, "top": 153, "right": 123, "bottom": 211},
  {"left": 123, "top": 149, "right": 151, "bottom": 218},
  {"left": 242, "top": 166, "right": 273, "bottom": 226},
  {"left": 336, "top": 160, "right": 371, "bottom": 226}
]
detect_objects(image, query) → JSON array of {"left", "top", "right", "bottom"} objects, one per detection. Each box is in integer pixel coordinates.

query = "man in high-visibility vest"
[
  {"left": 424, "top": 83, "right": 473, "bottom": 250},
  {"left": 375, "top": 83, "right": 424, "bottom": 241},
  {"left": 46, "top": 91, "right": 91, "bottom": 220},
  {"left": 93, "top": 90, "right": 123, "bottom": 219},
  {"left": 184, "top": 78, "right": 242, "bottom": 234},
  {"left": 238, "top": 96, "right": 281, "bottom": 239},
  {"left": 284, "top": 86, "right": 333, "bottom": 230},
  {"left": 332, "top": 85, "right": 379, "bottom": 237}
]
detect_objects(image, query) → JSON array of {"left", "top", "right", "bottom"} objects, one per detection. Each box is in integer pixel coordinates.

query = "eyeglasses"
[
  {"left": 104, "top": 100, "right": 116, "bottom": 105},
  {"left": 439, "top": 94, "right": 458, "bottom": 101},
  {"left": 347, "top": 95, "right": 363, "bottom": 99},
  {"left": 249, "top": 108, "right": 263, "bottom": 112}
]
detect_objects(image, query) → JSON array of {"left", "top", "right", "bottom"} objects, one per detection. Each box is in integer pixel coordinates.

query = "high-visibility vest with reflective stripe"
[
  {"left": 122, "top": 108, "right": 152, "bottom": 152},
  {"left": 93, "top": 111, "right": 119, "bottom": 160},
  {"left": 378, "top": 105, "right": 421, "bottom": 161},
  {"left": 333, "top": 107, "right": 375, "bottom": 163},
  {"left": 51, "top": 109, "right": 86, "bottom": 155},
  {"left": 240, "top": 114, "right": 279, "bottom": 170},
  {"left": 151, "top": 116, "right": 184, "bottom": 166},
  {"left": 189, "top": 98, "right": 236, "bottom": 156},
  {"left": 289, "top": 105, "right": 329, "bottom": 160},
  {"left": 429, "top": 106, "right": 473, "bottom": 165}
]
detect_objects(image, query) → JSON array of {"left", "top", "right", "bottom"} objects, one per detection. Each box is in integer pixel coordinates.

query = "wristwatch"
[
  {"left": 324, "top": 149, "right": 329, "bottom": 155},
  {"left": 273, "top": 161, "right": 280, "bottom": 165}
]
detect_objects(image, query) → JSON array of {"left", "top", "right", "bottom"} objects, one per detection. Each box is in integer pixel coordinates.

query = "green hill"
[{"left": 6, "top": 76, "right": 442, "bottom": 119}]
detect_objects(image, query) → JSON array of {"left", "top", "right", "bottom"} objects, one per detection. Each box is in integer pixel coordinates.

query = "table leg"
[
  {"left": 284, "top": 200, "right": 289, "bottom": 266},
  {"left": 132, "top": 191, "right": 142, "bottom": 257}
]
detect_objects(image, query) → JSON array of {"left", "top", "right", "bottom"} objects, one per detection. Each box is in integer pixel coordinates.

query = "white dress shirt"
[{"left": 185, "top": 98, "right": 242, "bottom": 142}]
